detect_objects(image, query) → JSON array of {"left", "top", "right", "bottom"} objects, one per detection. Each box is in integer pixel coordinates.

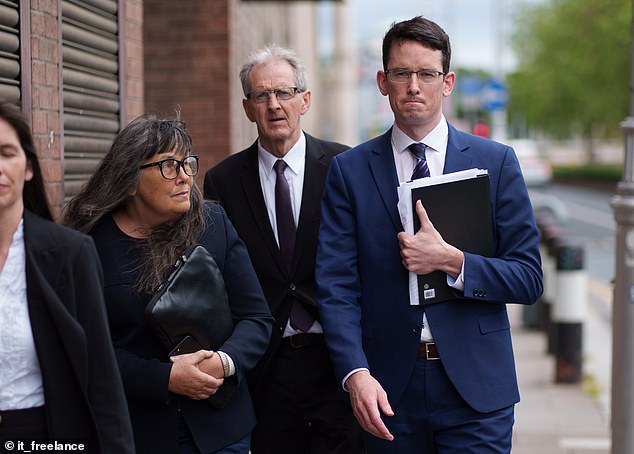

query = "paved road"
[{"left": 529, "top": 183, "right": 614, "bottom": 418}]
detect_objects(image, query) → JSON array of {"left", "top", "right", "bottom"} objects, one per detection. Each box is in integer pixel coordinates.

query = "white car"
[{"left": 507, "top": 139, "right": 552, "bottom": 187}]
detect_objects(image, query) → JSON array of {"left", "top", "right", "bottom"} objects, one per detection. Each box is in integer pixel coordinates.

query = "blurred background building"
[
  {"left": 8, "top": 0, "right": 628, "bottom": 217},
  {"left": 10, "top": 0, "right": 354, "bottom": 217}
]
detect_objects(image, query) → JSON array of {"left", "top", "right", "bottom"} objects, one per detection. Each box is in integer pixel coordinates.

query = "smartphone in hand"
[{"left": 169, "top": 335, "right": 203, "bottom": 357}]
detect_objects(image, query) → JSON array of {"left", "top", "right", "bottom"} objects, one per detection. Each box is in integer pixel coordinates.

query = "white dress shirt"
[
  {"left": 0, "top": 219, "right": 45, "bottom": 410},
  {"left": 391, "top": 117, "right": 465, "bottom": 341},
  {"left": 257, "top": 132, "right": 322, "bottom": 336}
]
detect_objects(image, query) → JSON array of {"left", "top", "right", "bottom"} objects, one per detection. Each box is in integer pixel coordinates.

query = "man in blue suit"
[{"left": 316, "top": 16, "right": 543, "bottom": 453}]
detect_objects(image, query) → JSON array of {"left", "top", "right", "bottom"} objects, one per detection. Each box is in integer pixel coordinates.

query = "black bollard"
[{"left": 553, "top": 244, "right": 586, "bottom": 384}]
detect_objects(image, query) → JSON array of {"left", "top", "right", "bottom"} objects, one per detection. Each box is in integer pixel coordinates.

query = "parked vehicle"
[{"left": 507, "top": 139, "right": 552, "bottom": 187}]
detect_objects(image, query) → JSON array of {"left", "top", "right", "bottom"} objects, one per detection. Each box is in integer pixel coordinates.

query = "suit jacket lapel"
[
  {"left": 368, "top": 130, "right": 402, "bottom": 231},
  {"left": 443, "top": 124, "right": 474, "bottom": 173},
  {"left": 240, "top": 143, "right": 289, "bottom": 275},
  {"left": 23, "top": 211, "right": 88, "bottom": 400},
  {"left": 292, "top": 134, "right": 327, "bottom": 273},
  {"left": 365, "top": 125, "right": 472, "bottom": 232}
]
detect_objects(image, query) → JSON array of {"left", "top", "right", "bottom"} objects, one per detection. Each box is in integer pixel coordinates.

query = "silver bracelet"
[{"left": 218, "top": 351, "right": 230, "bottom": 377}]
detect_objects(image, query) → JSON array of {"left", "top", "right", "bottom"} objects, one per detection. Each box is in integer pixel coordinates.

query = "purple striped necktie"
[{"left": 408, "top": 143, "right": 430, "bottom": 180}]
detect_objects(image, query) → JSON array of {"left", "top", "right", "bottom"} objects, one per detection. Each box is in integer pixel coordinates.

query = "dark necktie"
[
  {"left": 273, "top": 160, "right": 313, "bottom": 331},
  {"left": 408, "top": 143, "right": 430, "bottom": 180},
  {"left": 274, "top": 160, "right": 296, "bottom": 267}
]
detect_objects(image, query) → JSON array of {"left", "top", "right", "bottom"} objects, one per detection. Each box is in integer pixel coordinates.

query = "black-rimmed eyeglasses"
[
  {"left": 246, "top": 87, "right": 302, "bottom": 104},
  {"left": 139, "top": 155, "right": 199, "bottom": 180},
  {"left": 385, "top": 69, "right": 445, "bottom": 84}
]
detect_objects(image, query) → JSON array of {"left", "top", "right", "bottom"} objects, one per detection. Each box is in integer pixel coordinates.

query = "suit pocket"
[{"left": 478, "top": 310, "right": 510, "bottom": 334}]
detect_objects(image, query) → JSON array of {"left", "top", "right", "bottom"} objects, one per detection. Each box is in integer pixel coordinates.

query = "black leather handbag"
[{"left": 145, "top": 244, "right": 236, "bottom": 408}]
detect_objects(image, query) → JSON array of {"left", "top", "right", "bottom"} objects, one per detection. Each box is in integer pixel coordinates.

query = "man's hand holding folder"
[
  {"left": 396, "top": 168, "right": 493, "bottom": 305},
  {"left": 398, "top": 199, "right": 464, "bottom": 278}
]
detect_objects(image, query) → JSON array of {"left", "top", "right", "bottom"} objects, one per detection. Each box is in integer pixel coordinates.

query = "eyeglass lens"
[
  {"left": 251, "top": 88, "right": 297, "bottom": 103},
  {"left": 161, "top": 156, "right": 198, "bottom": 179},
  {"left": 388, "top": 70, "right": 443, "bottom": 84}
]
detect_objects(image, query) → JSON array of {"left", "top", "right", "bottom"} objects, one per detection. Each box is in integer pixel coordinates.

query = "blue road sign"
[{"left": 482, "top": 79, "right": 508, "bottom": 112}]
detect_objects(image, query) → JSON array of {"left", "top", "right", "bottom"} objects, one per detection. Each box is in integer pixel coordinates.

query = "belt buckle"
[
  {"left": 426, "top": 342, "right": 439, "bottom": 360},
  {"left": 289, "top": 335, "right": 303, "bottom": 349}
]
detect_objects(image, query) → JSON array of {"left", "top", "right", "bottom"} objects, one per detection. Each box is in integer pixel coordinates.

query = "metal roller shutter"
[
  {"left": 62, "top": 0, "right": 119, "bottom": 200},
  {"left": 0, "top": 0, "right": 21, "bottom": 104}
]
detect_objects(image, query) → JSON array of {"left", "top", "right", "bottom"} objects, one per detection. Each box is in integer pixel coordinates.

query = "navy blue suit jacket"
[{"left": 316, "top": 124, "right": 543, "bottom": 413}]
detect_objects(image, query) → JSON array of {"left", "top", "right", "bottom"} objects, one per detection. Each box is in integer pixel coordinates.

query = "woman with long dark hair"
[
  {"left": 64, "top": 114, "right": 273, "bottom": 454},
  {"left": 0, "top": 101, "right": 134, "bottom": 452}
]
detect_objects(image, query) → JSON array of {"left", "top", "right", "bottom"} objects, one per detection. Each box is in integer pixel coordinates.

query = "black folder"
[{"left": 411, "top": 173, "right": 493, "bottom": 304}]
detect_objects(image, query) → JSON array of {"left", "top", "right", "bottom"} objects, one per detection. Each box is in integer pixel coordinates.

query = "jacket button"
[
  {"left": 411, "top": 325, "right": 421, "bottom": 333},
  {"left": 290, "top": 283, "right": 296, "bottom": 291}
]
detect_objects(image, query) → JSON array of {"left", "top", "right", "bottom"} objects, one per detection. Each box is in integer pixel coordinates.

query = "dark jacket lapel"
[
  {"left": 240, "top": 142, "right": 289, "bottom": 275},
  {"left": 443, "top": 123, "right": 475, "bottom": 173},
  {"left": 23, "top": 211, "right": 88, "bottom": 389},
  {"left": 368, "top": 129, "right": 402, "bottom": 231},
  {"left": 292, "top": 133, "right": 328, "bottom": 273},
  {"left": 23, "top": 211, "right": 92, "bottom": 438}
]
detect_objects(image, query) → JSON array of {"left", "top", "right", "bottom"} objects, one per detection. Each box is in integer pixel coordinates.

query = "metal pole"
[
  {"left": 611, "top": 119, "right": 634, "bottom": 453},
  {"left": 609, "top": 2, "right": 634, "bottom": 451}
]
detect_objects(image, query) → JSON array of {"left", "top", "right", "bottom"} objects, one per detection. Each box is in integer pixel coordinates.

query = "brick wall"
[
  {"left": 29, "top": 1, "right": 62, "bottom": 217},
  {"left": 26, "top": 1, "right": 144, "bottom": 217},
  {"left": 144, "top": 0, "right": 231, "bottom": 184},
  {"left": 123, "top": 0, "right": 145, "bottom": 123}
]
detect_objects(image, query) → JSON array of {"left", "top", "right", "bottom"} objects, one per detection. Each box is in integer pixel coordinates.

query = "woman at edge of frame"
[{"left": 0, "top": 100, "right": 135, "bottom": 452}]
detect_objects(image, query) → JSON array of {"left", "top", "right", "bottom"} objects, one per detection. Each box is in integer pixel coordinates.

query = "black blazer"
[
  {"left": 90, "top": 204, "right": 273, "bottom": 453},
  {"left": 203, "top": 133, "right": 348, "bottom": 395},
  {"left": 23, "top": 210, "right": 134, "bottom": 454}
]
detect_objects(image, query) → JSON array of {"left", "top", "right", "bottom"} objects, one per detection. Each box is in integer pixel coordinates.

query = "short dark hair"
[
  {"left": 0, "top": 101, "right": 52, "bottom": 220},
  {"left": 382, "top": 16, "right": 451, "bottom": 74}
]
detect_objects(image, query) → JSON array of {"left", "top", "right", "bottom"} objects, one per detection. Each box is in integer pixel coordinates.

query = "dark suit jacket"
[
  {"left": 23, "top": 210, "right": 134, "bottom": 453},
  {"left": 316, "top": 124, "right": 543, "bottom": 413},
  {"left": 90, "top": 203, "right": 273, "bottom": 453},
  {"left": 203, "top": 133, "right": 348, "bottom": 395}
]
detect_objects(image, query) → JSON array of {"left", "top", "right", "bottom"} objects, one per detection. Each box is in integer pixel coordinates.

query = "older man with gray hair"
[{"left": 204, "top": 45, "right": 363, "bottom": 454}]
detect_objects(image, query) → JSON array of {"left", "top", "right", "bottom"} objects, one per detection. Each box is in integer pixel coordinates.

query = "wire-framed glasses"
[
  {"left": 246, "top": 87, "right": 302, "bottom": 103},
  {"left": 385, "top": 69, "right": 445, "bottom": 84},
  {"left": 139, "top": 155, "right": 199, "bottom": 180}
]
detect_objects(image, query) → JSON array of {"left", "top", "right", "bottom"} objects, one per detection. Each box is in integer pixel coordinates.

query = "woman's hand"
[
  {"left": 198, "top": 352, "right": 225, "bottom": 379},
  {"left": 168, "top": 350, "right": 224, "bottom": 399}
]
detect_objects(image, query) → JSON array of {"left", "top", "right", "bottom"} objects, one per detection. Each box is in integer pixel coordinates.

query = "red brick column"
[
  {"left": 144, "top": 0, "right": 231, "bottom": 185},
  {"left": 29, "top": 2, "right": 62, "bottom": 217},
  {"left": 123, "top": 0, "right": 144, "bottom": 123}
]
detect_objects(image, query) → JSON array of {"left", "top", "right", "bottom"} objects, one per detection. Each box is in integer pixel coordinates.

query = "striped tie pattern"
[{"left": 408, "top": 142, "right": 430, "bottom": 180}]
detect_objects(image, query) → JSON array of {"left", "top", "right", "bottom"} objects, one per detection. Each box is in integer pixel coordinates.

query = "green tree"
[{"left": 508, "top": 0, "right": 630, "bottom": 161}]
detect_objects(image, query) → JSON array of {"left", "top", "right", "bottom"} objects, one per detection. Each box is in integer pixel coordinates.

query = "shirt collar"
[
  {"left": 392, "top": 115, "right": 448, "bottom": 154},
  {"left": 258, "top": 131, "right": 306, "bottom": 176}
]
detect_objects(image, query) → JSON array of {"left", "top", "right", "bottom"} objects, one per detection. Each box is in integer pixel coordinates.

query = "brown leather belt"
[{"left": 418, "top": 342, "right": 440, "bottom": 360}]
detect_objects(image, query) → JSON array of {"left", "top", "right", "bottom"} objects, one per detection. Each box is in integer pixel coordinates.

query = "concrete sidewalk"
[{"left": 510, "top": 305, "right": 610, "bottom": 454}]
